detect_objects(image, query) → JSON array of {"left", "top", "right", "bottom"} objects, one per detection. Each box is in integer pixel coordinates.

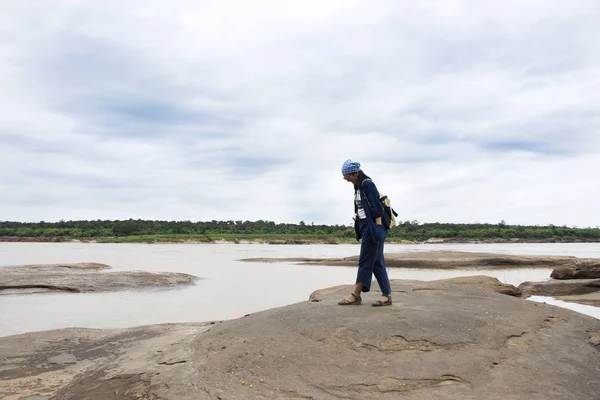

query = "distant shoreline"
[{"left": 1, "top": 236, "right": 600, "bottom": 245}]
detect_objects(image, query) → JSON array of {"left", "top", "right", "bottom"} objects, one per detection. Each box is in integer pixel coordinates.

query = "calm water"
[{"left": 1, "top": 242, "right": 599, "bottom": 337}]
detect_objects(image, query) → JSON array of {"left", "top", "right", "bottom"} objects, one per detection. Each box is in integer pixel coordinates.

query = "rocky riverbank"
[{"left": 1, "top": 276, "right": 599, "bottom": 399}]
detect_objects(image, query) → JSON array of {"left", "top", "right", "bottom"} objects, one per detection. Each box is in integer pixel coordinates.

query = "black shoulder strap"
[{"left": 360, "top": 179, "right": 373, "bottom": 207}]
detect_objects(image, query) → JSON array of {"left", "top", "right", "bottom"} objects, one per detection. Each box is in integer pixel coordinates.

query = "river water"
[{"left": 1, "top": 242, "right": 599, "bottom": 337}]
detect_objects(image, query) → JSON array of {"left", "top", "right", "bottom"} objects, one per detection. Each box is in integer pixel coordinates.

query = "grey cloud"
[{"left": 30, "top": 32, "right": 248, "bottom": 140}]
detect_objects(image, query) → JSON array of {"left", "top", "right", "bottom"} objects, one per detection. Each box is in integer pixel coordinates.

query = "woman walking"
[{"left": 338, "top": 159, "right": 392, "bottom": 307}]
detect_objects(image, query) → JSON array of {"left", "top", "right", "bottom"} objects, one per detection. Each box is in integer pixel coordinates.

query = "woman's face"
[{"left": 343, "top": 172, "right": 358, "bottom": 184}]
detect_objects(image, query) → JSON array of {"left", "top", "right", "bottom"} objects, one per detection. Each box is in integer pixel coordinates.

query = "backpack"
[
  {"left": 359, "top": 180, "right": 398, "bottom": 230},
  {"left": 379, "top": 194, "right": 398, "bottom": 230}
]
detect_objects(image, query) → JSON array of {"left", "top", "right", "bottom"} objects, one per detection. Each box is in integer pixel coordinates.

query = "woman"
[{"left": 338, "top": 159, "right": 392, "bottom": 307}]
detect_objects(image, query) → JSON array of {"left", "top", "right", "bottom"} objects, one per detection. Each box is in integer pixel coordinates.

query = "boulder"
[
  {"left": 1, "top": 278, "right": 599, "bottom": 399},
  {"left": 519, "top": 279, "right": 600, "bottom": 307},
  {"left": 551, "top": 260, "right": 600, "bottom": 279},
  {"left": 519, "top": 279, "right": 600, "bottom": 297}
]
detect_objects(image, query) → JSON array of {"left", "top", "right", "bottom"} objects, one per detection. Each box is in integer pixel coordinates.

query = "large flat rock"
[
  {"left": 242, "top": 251, "right": 580, "bottom": 269},
  {"left": 0, "top": 263, "right": 197, "bottom": 294},
  {"left": 1, "top": 277, "right": 599, "bottom": 399},
  {"left": 0, "top": 263, "right": 111, "bottom": 271}
]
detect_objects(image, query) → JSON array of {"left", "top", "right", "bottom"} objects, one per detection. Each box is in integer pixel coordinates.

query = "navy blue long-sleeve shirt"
[{"left": 359, "top": 179, "right": 387, "bottom": 242}]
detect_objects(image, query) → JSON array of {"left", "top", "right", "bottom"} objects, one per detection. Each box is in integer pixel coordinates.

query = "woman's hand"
[{"left": 373, "top": 221, "right": 386, "bottom": 242}]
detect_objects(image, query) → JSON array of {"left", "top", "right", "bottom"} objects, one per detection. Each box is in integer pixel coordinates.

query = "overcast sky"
[{"left": 1, "top": 1, "right": 599, "bottom": 227}]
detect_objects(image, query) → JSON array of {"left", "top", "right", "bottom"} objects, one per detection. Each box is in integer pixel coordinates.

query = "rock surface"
[
  {"left": 242, "top": 251, "right": 579, "bottom": 269},
  {"left": 519, "top": 279, "right": 600, "bottom": 297},
  {"left": 519, "top": 279, "right": 600, "bottom": 307},
  {"left": 0, "top": 263, "right": 197, "bottom": 293},
  {"left": 1, "top": 277, "right": 599, "bottom": 400},
  {"left": 0, "top": 263, "right": 111, "bottom": 271},
  {"left": 551, "top": 259, "right": 600, "bottom": 279}
]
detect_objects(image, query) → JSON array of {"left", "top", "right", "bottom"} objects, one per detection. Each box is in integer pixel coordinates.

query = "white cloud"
[{"left": 1, "top": 0, "right": 599, "bottom": 227}]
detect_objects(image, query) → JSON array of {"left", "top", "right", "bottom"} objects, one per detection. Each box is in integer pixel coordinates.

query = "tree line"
[{"left": 1, "top": 219, "right": 599, "bottom": 242}]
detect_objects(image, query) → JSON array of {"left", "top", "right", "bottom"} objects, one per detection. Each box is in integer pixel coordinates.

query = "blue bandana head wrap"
[{"left": 341, "top": 159, "right": 361, "bottom": 175}]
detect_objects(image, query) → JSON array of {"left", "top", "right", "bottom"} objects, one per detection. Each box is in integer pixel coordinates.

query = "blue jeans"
[{"left": 356, "top": 219, "right": 391, "bottom": 295}]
